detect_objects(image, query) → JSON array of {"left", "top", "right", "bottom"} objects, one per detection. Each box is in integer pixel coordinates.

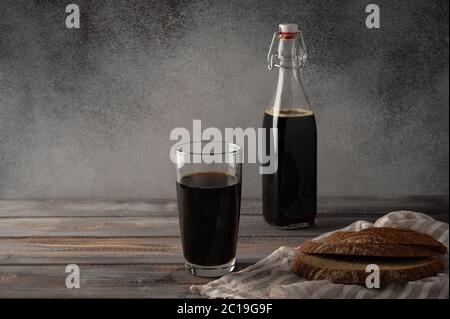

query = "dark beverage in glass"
[
  {"left": 175, "top": 141, "right": 242, "bottom": 277},
  {"left": 177, "top": 172, "right": 241, "bottom": 267}
]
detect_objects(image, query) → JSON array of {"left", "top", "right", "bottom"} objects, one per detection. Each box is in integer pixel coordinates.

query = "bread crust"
[
  {"left": 325, "top": 227, "right": 447, "bottom": 254},
  {"left": 299, "top": 240, "right": 438, "bottom": 257}
]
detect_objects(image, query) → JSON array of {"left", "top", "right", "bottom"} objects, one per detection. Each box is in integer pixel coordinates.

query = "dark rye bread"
[
  {"left": 292, "top": 253, "right": 444, "bottom": 285},
  {"left": 300, "top": 227, "right": 448, "bottom": 257},
  {"left": 325, "top": 227, "right": 447, "bottom": 254},
  {"left": 299, "top": 241, "right": 438, "bottom": 257}
]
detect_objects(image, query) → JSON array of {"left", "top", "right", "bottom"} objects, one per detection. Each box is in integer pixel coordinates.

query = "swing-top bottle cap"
[
  {"left": 279, "top": 23, "right": 298, "bottom": 33},
  {"left": 267, "top": 23, "right": 307, "bottom": 70}
]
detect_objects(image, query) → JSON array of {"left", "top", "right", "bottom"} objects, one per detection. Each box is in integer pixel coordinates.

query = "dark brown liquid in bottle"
[
  {"left": 176, "top": 172, "right": 241, "bottom": 266},
  {"left": 262, "top": 109, "right": 317, "bottom": 228}
]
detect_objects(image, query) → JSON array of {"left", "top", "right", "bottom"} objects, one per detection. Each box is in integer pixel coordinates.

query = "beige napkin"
[{"left": 191, "top": 211, "right": 449, "bottom": 299}]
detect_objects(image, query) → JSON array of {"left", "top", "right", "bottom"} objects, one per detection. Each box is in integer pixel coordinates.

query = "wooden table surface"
[{"left": 0, "top": 197, "right": 448, "bottom": 298}]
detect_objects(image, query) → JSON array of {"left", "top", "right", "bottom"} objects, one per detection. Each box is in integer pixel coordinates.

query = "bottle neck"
[{"left": 271, "top": 65, "right": 311, "bottom": 113}]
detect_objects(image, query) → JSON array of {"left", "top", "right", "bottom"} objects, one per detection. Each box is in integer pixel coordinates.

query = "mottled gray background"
[{"left": 0, "top": 0, "right": 448, "bottom": 200}]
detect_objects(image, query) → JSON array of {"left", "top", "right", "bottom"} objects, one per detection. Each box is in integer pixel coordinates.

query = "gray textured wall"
[{"left": 0, "top": 0, "right": 448, "bottom": 200}]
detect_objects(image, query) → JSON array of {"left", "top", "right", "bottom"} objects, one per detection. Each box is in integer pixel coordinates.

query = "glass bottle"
[{"left": 262, "top": 23, "right": 317, "bottom": 229}]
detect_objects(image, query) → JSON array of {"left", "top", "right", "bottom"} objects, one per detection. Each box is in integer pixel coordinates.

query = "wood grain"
[
  {"left": 0, "top": 215, "right": 369, "bottom": 237},
  {"left": 0, "top": 196, "right": 447, "bottom": 217},
  {"left": 0, "top": 236, "right": 307, "bottom": 264},
  {"left": 0, "top": 264, "right": 209, "bottom": 298},
  {"left": 0, "top": 198, "right": 447, "bottom": 298}
]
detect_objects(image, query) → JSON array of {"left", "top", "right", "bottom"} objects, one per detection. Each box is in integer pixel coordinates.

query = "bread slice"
[
  {"left": 299, "top": 240, "right": 438, "bottom": 257},
  {"left": 292, "top": 253, "right": 444, "bottom": 285},
  {"left": 300, "top": 227, "right": 447, "bottom": 257},
  {"left": 312, "top": 227, "right": 448, "bottom": 255}
]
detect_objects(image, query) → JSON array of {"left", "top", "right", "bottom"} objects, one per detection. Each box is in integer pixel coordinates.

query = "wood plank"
[
  {"left": 0, "top": 236, "right": 307, "bottom": 265},
  {"left": 0, "top": 199, "right": 180, "bottom": 218},
  {"left": 0, "top": 215, "right": 370, "bottom": 238},
  {"left": 0, "top": 264, "right": 212, "bottom": 298},
  {"left": 0, "top": 197, "right": 447, "bottom": 218}
]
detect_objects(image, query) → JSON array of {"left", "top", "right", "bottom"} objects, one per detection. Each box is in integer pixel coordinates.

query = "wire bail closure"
[{"left": 267, "top": 31, "right": 308, "bottom": 70}]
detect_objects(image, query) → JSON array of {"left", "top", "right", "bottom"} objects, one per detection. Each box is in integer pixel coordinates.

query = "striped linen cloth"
[{"left": 191, "top": 211, "right": 449, "bottom": 299}]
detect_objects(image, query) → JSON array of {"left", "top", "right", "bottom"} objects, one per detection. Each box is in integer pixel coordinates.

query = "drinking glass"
[{"left": 176, "top": 141, "right": 242, "bottom": 277}]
